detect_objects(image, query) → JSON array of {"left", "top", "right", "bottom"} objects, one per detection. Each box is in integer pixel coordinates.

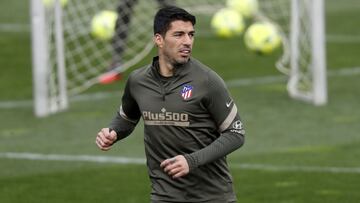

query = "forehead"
[{"left": 167, "top": 20, "right": 194, "bottom": 32}]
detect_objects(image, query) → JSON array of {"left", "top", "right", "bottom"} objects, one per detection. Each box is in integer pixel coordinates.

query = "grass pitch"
[{"left": 1, "top": 0, "right": 360, "bottom": 202}]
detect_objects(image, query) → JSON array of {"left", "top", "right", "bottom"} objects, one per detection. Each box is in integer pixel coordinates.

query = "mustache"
[{"left": 179, "top": 47, "right": 191, "bottom": 52}]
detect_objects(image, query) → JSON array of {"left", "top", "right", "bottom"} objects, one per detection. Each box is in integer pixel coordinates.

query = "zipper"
[
  {"left": 160, "top": 82, "right": 166, "bottom": 101},
  {"left": 151, "top": 65, "right": 167, "bottom": 101},
  {"left": 151, "top": 58, "right": 184, "bottom": 101}
]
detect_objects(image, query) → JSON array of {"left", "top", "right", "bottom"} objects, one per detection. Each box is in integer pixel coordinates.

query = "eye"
[{"left": 173, "top": 32, "right": 183, "bottom": 37}]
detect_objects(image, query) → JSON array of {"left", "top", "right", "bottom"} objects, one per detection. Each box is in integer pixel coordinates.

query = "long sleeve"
[
  {"left": 184, "top": 69, "right": 245, "bottom": 170},
  {"left": 110, "top": 74, "right": 141, "bottom": 140},
  {"left": 184, "top": 116, "right": 245, "bottom": 170}
]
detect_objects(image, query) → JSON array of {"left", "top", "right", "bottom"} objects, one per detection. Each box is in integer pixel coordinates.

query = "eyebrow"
[{"left": 173, "top": 30, "right": 195, "bottom": 34}]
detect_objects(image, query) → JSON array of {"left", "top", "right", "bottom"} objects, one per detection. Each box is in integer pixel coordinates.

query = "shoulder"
[
  {"left": 188, "top": 57, "right": 211, "bottom": 74},
  {"left": 127, "top": 64, "right": 151, "bottom": 84},
  {"left": 189, "top": 58, "right": 225, "bottom": 87}
]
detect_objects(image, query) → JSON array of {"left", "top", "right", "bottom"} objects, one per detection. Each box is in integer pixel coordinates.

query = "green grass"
[
  {"left": 1, "top": 0, "right": 360, "bottom": 202},
  {"left": 2, "top": 160, "right": 359, "bottom": 203}
]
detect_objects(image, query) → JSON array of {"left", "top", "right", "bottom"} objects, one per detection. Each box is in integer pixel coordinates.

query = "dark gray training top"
[{"left": 110, "top": 56, "right": 245, "bottom": 203}]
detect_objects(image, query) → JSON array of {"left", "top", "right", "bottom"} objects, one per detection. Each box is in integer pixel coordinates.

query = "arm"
[
  {"left": 184, "top": 70, "right": 245, "bottom": 170},
  {"left": 161, "top": 122, "right": 244, "bottom": 178},
  {"left": 184, "top": 116, "right": 245, "bottom": 170},
  {"left": 161, "top": 70, "right": 245, "bottom": 177},
  {"left": 96, "top": 75, "right": 141, "bottom": 151}
]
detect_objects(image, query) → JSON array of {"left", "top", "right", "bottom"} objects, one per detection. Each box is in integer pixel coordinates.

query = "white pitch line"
[
  {"left": 0, "top": 23, "right": 30, "bottom": 32},
  {"left": 0, "top": 66, "right": 359, "bottom": 109},
  {"left": 0, "top": 152, "right": 145, "bottom": 165},
  {"left": 231, "top": 163, "right": 360, "bottom": 174},
  {"left": 226, "top": 75, "right": 286, "bottom": 87},
  {"left": 327, "top": 34, "right": 360, "bottom": 43},
  {"left": 1, "top": 152, "right": 360, "bottom": 174},
  {"left": 0, "top": 91, "right": 121, "bottom": 109}
]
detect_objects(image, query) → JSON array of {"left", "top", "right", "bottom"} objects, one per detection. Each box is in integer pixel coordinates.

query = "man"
[{"left": 96, "top": 6, "right": 245, "bottom": 203}]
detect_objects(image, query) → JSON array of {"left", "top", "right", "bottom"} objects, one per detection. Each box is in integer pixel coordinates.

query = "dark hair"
[{"left": 153, "top": 6, "right": 196, "bottom": 36}]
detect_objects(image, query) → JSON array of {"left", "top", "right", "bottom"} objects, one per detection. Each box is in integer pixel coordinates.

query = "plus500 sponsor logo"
[{"left": 142, "top": 111, "right": 188, "bottom": 122}]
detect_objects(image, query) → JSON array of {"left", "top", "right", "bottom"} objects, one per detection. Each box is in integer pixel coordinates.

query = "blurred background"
[{"left": 1, "top": 0, "right": 360, "bottom": 202}]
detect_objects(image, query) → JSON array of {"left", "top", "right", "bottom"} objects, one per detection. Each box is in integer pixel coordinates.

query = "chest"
[{"left": 133, "top": 77, "right": 208, "bottom": 122}]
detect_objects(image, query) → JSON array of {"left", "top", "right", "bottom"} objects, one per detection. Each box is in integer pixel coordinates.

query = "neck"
[{"left": 158, "top": 56, "right": 175, "bottom": 77}]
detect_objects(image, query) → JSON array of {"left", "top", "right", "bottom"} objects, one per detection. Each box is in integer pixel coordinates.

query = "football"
[
  {"left": 90, "top": 10, "right": 118, "bottom": 41},
  {"left": 226, "top": 0, "right": 259, "bottom": 18},
  {"left": 211, "top": 8, "right": 245, "bottom": 38},
  {"left": 244, "top": 22, "right": 282, "bottom": 54}
]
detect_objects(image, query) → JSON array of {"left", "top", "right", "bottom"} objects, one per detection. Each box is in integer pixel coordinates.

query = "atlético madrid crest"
[{"left": 181, "top": 85, "right": 193, "bottom": 100}]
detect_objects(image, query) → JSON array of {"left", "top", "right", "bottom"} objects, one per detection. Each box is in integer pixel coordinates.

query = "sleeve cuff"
[{"left": 184, "top": 154, "right": 198, "bottom": 171}]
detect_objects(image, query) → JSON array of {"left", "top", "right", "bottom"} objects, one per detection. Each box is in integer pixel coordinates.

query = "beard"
[
  {"left": 161, "top": 46, "right": 192, "bottom": 68},
  {"left": 170, "top": 51, "right": 191, "bottom": 67},
  {"left": 173, "top": 57, "right": 190, "bottom": 67}
]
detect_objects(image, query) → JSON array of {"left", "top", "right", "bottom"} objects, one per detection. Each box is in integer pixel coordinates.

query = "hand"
[
  {"left": 95, "top": 128, "right": 117, "bottom": 151},
  {"left": 160, "top": 155, "right": 189, "bottom": 179}
]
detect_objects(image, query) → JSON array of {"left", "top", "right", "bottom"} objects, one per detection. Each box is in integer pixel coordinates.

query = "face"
[{"left": 155, "top": 20, "right": 195, "bottom": 66}]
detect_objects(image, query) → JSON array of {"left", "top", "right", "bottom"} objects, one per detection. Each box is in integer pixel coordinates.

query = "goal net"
[
  {"left": 257, "top": 0, "right": 327, "bottom": 105},
  {"left": 31, "top": 0, "right": 326, "bottom": 117},
  {"left": 31, "top": 0, "right": 224, "bottom": 117}
]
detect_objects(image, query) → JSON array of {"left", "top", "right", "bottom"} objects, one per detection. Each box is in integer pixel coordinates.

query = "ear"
[{"left": 153, "top": 33, "right": 163, "bottom": 48}]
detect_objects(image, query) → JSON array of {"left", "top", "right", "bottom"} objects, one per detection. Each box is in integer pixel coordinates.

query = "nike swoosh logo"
[{"left": 226, "top": 100, "right": 233, "bottom": 107}]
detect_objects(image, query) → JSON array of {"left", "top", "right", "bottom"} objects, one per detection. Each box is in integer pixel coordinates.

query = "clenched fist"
[{"left": 95, "top": 128, "right": 117, "bottom": 151}]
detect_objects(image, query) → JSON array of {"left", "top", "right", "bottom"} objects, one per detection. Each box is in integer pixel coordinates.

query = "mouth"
[{"left": 179, "top": 49, "right": 191, "bottom": 57}]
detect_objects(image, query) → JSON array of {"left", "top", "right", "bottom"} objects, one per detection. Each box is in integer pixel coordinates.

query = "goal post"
[
  {"left": 31, "top": 0, "right": 68, "bottom": 117},
  {"left": 287, "top": 0, "right": 327, "bottom": 105},
  {"left": 308, "top": 0, "right": 327, "bottom": 106},
  {"left": 258, "top": 0, "right": 327, "bottom": 105}
]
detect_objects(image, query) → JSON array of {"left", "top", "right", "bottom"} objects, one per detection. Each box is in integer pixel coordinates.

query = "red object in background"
[{"left": 98, "top": 71, "right": 122, "bottom": 84}]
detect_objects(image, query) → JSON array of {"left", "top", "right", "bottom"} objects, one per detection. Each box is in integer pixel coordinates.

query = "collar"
[{"left": 151, "top": 56, "right": 191, "bottom": 77}]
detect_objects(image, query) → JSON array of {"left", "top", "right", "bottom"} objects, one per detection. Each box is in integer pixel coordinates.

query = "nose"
[{"left": 183, "top": 34, "right": 193, "bottom": 45}]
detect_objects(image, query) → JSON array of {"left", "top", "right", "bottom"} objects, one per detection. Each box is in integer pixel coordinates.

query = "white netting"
[
  {"left": 257, "top": 0, "right": 292, "bottom": 74},
  {"left": 257, "top": 0, "right": 325, "bottom": 100},
  {"left": 35, "top": 0, "right": 325, "bottom": 116},
  {"left": 57, "top": 0, "right": 225, "bottom": 95},
  {"left": 59, "top": 0, "right": 320, "bottom": 97}
]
